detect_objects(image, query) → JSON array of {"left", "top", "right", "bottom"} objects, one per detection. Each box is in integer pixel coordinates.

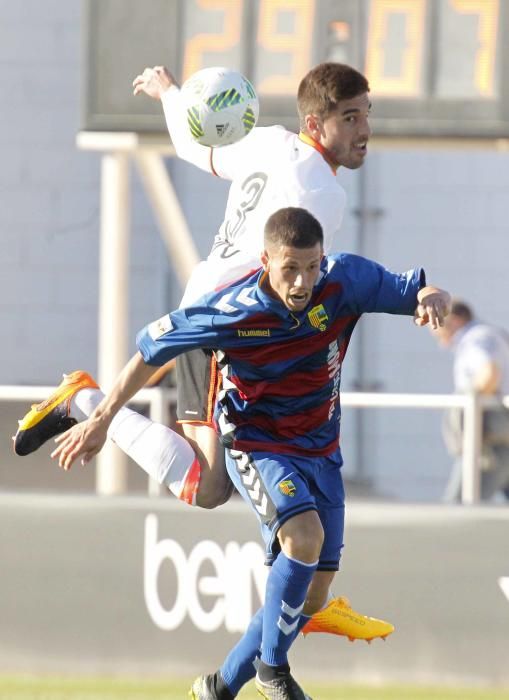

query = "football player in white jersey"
[
  {"left": 130, "top": 63, "right": 390, "bottom": 652},
  {"left": 133, "top": 62, "right": 371, "bottom": 508}
]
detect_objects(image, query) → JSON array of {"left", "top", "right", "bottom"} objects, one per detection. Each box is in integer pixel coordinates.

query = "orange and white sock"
[{"left": 71, "top": 388, "right": 201, "bottom": 504}]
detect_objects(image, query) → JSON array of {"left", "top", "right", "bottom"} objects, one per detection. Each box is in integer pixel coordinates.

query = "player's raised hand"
[
  {"left": 51, "top": 418, "right": 108, "bottom": 470},
  {"left": 414, "top": 287, "right": 451, "bottom": 329},
  {"left": 132, "top": 66, "right": 178, "bottom": 99}
]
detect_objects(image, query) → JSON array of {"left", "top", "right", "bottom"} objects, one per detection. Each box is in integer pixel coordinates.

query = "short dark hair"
[
  {"left": 297, "top": 62, "right": 370, "bottom": 128},
  {"left": 264, "top": 207, "right": 323, "bottom": 249},
  {"left": 450, "top": 300, "right": 473, "bottom": 322}
]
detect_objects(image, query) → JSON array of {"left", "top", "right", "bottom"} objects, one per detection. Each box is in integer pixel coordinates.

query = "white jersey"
[{"left": 161, "top": 87, "right": 347, "bottom": 307}]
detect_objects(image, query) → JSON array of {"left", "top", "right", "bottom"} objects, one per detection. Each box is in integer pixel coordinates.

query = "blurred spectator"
[{"left": 433, "top": 300, "right": 509, "bottom": 502}]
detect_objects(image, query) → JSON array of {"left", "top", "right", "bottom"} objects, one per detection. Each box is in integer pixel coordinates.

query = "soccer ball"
[{"left": 180, "top": 67, "right": 259, "bottom": 147}]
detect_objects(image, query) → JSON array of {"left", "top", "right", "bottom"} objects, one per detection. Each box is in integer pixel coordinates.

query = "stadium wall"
[
  {"left": 1, "top": 494, "right": 508, "bottom": 687},
  {"left": 2, "top": 1, "right": 509, "bottom": 500}
]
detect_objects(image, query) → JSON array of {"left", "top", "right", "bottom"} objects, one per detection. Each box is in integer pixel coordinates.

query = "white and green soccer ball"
[{"left": 181, "top": 67, "right": 259, "bottom": 147}]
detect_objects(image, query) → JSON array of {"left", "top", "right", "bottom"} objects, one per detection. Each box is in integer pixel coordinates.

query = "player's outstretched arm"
[
  {"left": 50, "top": 352, "right": 158, "bottom": 471},
  {"left": 414, "top": 286, "right": 451, "bottom": 329},
  {"left": 133, "top": 65, "right": 215, "bottom": 173}
]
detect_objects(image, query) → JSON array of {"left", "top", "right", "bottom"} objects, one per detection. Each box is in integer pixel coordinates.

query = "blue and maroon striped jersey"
[{"left": 137, "top": 253, "right": 425, "bottom": 456}]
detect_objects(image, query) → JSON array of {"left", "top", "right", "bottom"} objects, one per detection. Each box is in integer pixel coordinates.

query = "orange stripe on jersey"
[{"left": 298, "top": 132, "right": 337, "bottom": 175}]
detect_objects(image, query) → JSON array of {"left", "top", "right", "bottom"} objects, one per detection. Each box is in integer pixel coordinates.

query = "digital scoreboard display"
[{"left": 83, "top": 0, "right": 507, "bottom": 137}]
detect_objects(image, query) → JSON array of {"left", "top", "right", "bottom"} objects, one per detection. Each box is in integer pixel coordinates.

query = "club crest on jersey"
[
  {"left": 307, "top": 304, "right": 329, "bottom": 331},
  {"left": 279, "top": 479, "right": 296, "bottom": 497}
]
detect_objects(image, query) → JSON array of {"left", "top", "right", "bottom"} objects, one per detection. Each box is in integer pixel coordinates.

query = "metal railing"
[{"left": 2, "top": 384, "right": 508, "bottom": 504}]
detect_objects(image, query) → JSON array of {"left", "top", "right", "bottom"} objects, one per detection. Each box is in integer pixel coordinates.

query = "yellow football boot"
[
  {"left": 14, "top": 371, "right": 98, "bottom": 456},
  {"left": 302, "top": 596, "right": 394, "bottom": 643}
]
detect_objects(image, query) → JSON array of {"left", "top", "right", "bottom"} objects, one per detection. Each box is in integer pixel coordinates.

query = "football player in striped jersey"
[{"left": 14, "top": 208, "right": 450, "bottom": 700}]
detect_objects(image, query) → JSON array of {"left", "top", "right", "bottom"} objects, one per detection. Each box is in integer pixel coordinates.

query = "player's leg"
[
  {"left": 190, "top": 607, "right": 264, "bottom": 700},
  {"left": 13, "top": 370, "right": 203, "bottom": 504},
  {"left": 15, "top": 351, "right": 233, "bottom": 507},
  {"left": 300, "top": 451, "right": 394, "bottom": 642},
  {"left": 192, "top": 560, "right": 334, "bottom": 698},
  {"left": 181, "top": 422, "right": 233, "bottom": 508},
  {"left": 257, "top": 510, "right": 322, "bottom": 669},
  {"left": 176, "top": 349, "right": 234, "bottom": 508},
  {"left": 303, "top": 570, "right": 336, "bottom": 614},
  {"left": 224, "top": 450, "right": 318, "bottom": 699},
  {"left": 254, "top": 511, "right": 320, "bottom": 698},
  {"left": 189, "top": 450, "right": 391, "bottom": 699}
]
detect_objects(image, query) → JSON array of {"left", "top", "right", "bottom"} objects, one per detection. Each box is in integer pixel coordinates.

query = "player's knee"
[
  {"left": 195, "top": 478, "right": 234, "bottom": 509},
  {"left": 279, "top": 511, "right": 324, "bottom": 563},
  {"left": 187, "top": 443, "right": 231, "bottom": 509},
  {"left": 195, "top": 491, "right": 224, "bottom": 509},
  {"left": 195, "top": 495, "right": 220, "bottom": 509},
  {"left": 296, "top": 530, "right": 324, "bottom": 563}
]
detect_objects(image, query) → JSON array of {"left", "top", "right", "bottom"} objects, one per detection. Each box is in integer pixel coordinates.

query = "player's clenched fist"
[{"left": 414, "top": 286, "right": 451, "bottom": 329}]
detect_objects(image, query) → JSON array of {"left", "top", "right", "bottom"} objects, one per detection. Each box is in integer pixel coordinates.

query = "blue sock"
[
  {"left": 220, "top": 606, "right": 263, "bottom": 695},
  {"left": 220, "top": 600, "right": 312, "bottom": 695},
  {"left": 261, "top": 551, "right": 317, "bottom": 667}
]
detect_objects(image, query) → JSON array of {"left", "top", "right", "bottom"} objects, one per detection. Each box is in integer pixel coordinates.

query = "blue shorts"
[{"left": 226, "top": 448, "right": 345, "bottom": 571}]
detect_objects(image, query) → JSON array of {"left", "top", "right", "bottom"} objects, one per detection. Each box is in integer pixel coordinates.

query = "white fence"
[{"left": 2, "top": 385, "right": 508, "bottom": 504}]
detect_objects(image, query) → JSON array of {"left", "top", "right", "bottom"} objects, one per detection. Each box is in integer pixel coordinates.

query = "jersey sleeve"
[
  {"left": 136, "top": 306, "right": 223, "bottom": 366},
  {"left": 161, "top": 87, "right": 214, "bottom": 173},
  {"left": 337, "top": 254, "right": 425, "bottom": 316}
]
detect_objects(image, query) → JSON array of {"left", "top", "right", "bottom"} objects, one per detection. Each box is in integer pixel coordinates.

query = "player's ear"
[
  {"left": 261, "top": 249, "right": 270, "bottom": 270},
  {"left": 304, "top": 113, "right": 321, "bottom": 138}
]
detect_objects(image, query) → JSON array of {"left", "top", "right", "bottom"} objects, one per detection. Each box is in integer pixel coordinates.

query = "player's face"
[
  {"left": 262, "top": 243, "right": 323, "bottom": 312},
  {"left": 308, "top": 92, "right": 371, "bottom": 169}
]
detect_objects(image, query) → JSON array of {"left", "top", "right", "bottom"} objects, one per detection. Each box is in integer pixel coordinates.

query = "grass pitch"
[{"left": 0, "top": 676, "right": 508, "bottom": 700}]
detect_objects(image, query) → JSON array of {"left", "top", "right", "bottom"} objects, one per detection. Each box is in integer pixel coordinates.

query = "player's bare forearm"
[
  {"left": 414, "top": 286, "right": 451, "bottom": 329},
  {"left": 89, "top": 352, "right": 158, "bottom": 425}
]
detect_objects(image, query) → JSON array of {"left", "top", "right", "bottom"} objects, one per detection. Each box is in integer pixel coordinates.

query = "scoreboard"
[{"left": 83, "top": 0, "right": 507, "bottom": 138}]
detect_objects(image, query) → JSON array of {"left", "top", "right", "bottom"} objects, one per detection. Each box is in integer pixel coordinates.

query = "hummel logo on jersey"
[
  {"left": 307, "top": 304, "right": 329, "bottom": 331},
  {"left": 237, "top": 329, "right": 271, "bottom": 337}
]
